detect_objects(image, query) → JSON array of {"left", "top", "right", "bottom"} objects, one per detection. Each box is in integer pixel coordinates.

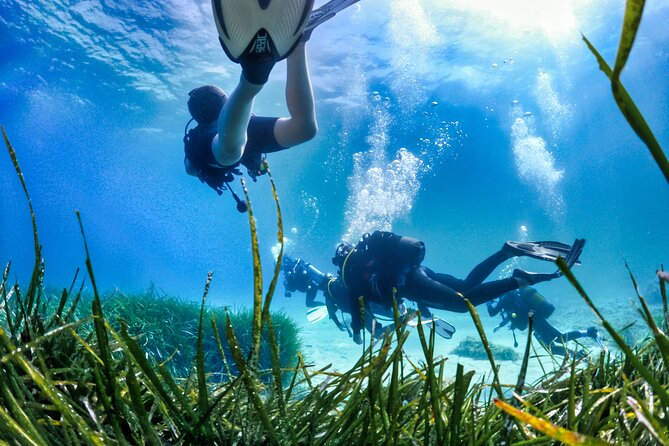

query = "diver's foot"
[
  {"left": 237, "top": 31, "right": 277, "bottom": 85},
  {"left": 240, "top": 59, "right": 275, "bottom": 85},
  {"left": 512, "top": 268, "right": 558, "bottom": 286}
]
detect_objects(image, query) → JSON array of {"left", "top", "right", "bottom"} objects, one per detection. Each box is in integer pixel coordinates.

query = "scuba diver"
[
  {"left": 332, "top": 231, "right": 586, "bottom": 344},
  {"left": 281, "top": 255, "right": 393, "bottom": 336},
  {"left": 487, "top": 287, "right": 603, "bottom": 358},
  {"left": 281, "top": 255, "right": 455, "bottom": 341},
  {"left": 184, "top": 0, "right": 360, "bottom": 212},
  {"left": 282, "top": 255, "right": 327, "bottom": 308}
]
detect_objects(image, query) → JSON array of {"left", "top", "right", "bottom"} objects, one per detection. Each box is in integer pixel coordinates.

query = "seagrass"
[{"left": 1, "top": 1, "right": 669, "bottom": 439}]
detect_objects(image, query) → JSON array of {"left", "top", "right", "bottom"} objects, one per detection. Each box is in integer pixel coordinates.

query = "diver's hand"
[{"left": 352, "top": 332, "right": 362, "bottom": 345}]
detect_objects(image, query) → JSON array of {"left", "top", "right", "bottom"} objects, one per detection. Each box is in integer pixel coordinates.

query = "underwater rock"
[{"left": 451, "top": 336, "right": 518, "bottom": 361}]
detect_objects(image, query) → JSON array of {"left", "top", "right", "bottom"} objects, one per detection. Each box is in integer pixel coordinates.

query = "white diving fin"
[
  {"left": 406, "top": 314, "right": 456, "bottom": 340},
  {"left": 213, "top": 0, "right": 315, "bottom": 63},
  {"left": 307, "top": 305, "right": 329, "bottom": 323}
]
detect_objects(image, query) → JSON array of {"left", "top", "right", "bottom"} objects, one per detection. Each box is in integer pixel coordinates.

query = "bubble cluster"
[
  {"left": 510, "top": 112, "right": 565, "bottom": 220},
  {"left": 343, "top": 148, "right": 423, "bottom": 242},
  {"left": 535, "top": 70, "right": 573, "bottom": 145}
]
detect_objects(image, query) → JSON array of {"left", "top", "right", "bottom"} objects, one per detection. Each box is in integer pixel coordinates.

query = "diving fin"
[
  {"left": 558, "top": 238, "right": 586, "bottom": 275},
  {"left": 432, "top": 317, "right": 456, "bottom": 340},
  {"left": 307, "top": 305, "right": 328, "bottom": 323},
  {"left": 407, "top": 315, "right": 456, "bottom": 340},
  {"left": 513, "top": 238, "right": 586, "bottom": 284},
  {"left": 503, "top": 240, "right": 581, "bottom": 265},
  {"left": 303, "top": 0, "right": 361, "bottom": 35},
  {"left": 213, "top": 0, "right": 315, "bottom": 64}
]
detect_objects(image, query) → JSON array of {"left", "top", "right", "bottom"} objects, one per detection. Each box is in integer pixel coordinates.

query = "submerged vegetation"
[
  {"left": 582, "top": 0, "right": 669, "bottom": 183},
  {"left": 2, "top": 118, "right": 669, "bottom": 444},
  {"left": 100, "top": 290, "right": 302, "bottom": 383},
  {"left": 1, "top": 1, "right": 668, "bottom": 444}
]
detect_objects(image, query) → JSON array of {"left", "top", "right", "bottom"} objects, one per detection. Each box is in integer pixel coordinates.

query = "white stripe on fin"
[{"left": 213, "top": 0, "right": 314, "bottom": 60}]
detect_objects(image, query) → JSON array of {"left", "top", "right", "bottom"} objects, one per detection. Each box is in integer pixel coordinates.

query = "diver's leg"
[
  {"left": 417, "top": 303, "right": 433, "bottom": 319},
  {"left": 462, "top": 251, "right": 510, "bottom": 288},
  {"left": 305, "top": 288, "right": 324, "bottom": 307},
  {"left": 213, "top": 77, "right": 264, "bottom": 166},
  {"left": 561, "top": 329, "right": 589, "bottom": 342},
  {"left": 406, "top": 267, "right": 469, "bottom": 312},
  {"left": 412, "top": 265, "right": 522, "bottom": 310},
  {"left": 533, "top": 318, "right": 561, "bottom": 345},
  {"left": 274, "top": 42, "right": 317, "bottom": 147},
  {"left": 547, "top": 342, "right": 571, "bottom": 357},
  {"left": 463, "top": 279, "right": 520, "bottom": 306}
]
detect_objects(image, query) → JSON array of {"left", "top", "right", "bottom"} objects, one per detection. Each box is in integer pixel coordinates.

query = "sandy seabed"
[{"left": 282, "top": 297, "right": 660, "bottom": 388}]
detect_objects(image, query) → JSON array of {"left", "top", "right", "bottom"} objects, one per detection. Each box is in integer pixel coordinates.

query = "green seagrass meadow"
[{"left": 1, "top": 0, "right": 668, "bottom": 444}]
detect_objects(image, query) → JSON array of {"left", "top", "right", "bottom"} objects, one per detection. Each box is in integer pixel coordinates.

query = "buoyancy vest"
[
  {"left": 183, "top": 119, "right": 267, "bottom": 211},
  {"left": 343, "top": 231, "right": 426, "bottom": 303}
]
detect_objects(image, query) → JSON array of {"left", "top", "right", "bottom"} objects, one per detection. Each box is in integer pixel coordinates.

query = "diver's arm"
[
  {"left": 363, "top": 310, "right": 386, "bottom": 339},
  {"left": 273, "top": 43, "right": 317, "bottom": 147},
  {"left": 323, "top": 291, "right": 350, "bottom": 335},
  {"left": 349, "top": 293, "right": 364, "bottom": 344},
  {"left": 212, "top": 76, "right": 264, "bottom": 166},
  {"left": 346, "top": 271, "right": 366, "bottom": 344},
  {"left": 328, "top": 307, "right": 347, "bottom": 332},
  {"left": 305, "top": 287, "right": 324, "bottom": 307}
]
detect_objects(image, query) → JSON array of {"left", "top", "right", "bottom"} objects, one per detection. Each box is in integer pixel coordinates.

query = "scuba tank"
[
  {"left": 396, "top": 235, "right": 426, "bottom": 266},
  {"left": 364, "top": 231, "right": 426, "bottom": 266}
]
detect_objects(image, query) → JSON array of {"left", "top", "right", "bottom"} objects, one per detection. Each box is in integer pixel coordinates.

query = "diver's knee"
[
  {"left": 214, "top": 148, "right": 243, "bottom": 167},
  {"left": 211, "top": 135, "right": 243, "bottom": 166}
]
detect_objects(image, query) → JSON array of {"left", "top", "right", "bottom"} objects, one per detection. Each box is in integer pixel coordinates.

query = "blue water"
[{"left": 1, "top": 0, "right": 668, "bottom": 334}]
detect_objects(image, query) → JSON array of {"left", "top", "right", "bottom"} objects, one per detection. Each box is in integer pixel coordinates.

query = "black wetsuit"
[
  {"left": 323, "top": 275, "right": 396, "bottom": 337},
  {"left": 282, "top": 256, "right": 393, "bottom": 337},
  {"left": 283, "top": 258, "right": 325, "bottom": 307},
  {"left": 533, "top": 319, "right": 592, "bottom": 356},
  {"left": 184, "top": 116, "right": 284, "bottom": 186},
  {"left": 342, "top": 231, "right": 520, "bottom": 339},
  {"left": 398, "top": 252, "right": 519, "bottom": 311}
]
